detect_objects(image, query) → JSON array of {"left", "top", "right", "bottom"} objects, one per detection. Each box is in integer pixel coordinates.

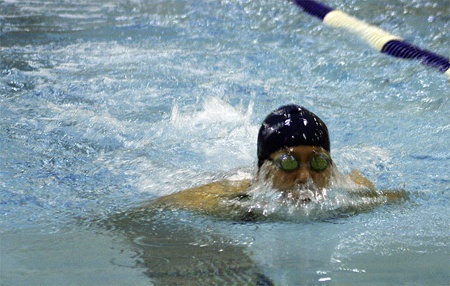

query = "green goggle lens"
[
  {"left": 273, "top": 153, "right": 330, "bottom": 172},
  {"left": 274, "top": 154, "right": 299, "bottom": 172},
  {"left": 309, "top": 153, "right": 330, "bottom": 172}
]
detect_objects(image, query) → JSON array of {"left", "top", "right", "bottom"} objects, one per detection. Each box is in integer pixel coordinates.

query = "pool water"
[{"left": 1, "top": 0, "right": 449, "bottom": 285}]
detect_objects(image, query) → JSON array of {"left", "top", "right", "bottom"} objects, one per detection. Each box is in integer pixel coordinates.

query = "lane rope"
[{"left": 292, "top": 0, "right": 450, "bottom": 77}]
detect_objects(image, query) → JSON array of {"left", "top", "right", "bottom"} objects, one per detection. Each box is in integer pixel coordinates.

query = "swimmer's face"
[{"left": 262, "top": 146, "right": 332, "bottom": 192}]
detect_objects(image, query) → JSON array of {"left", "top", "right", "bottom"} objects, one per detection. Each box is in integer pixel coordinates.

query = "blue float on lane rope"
[{"left": 292, "top": 0, "right": 450, "bottom": 77}]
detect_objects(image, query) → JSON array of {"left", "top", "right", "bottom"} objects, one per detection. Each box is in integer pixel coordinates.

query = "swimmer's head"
[
  {"left": 257, "top": 105, "right": 330, "bottom": 168},
  {"left": 257, "top": 105, "right": 332, "bottom": 194}
]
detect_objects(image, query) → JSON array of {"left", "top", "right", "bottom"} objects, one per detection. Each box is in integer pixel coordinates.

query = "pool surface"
[{"left": 1, "top": 0, "right": 449, "bottom": 285}]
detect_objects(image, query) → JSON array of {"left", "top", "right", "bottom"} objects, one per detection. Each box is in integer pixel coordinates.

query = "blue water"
[{"left": 1, "top": 0, "right": 449, "bottom": 285}]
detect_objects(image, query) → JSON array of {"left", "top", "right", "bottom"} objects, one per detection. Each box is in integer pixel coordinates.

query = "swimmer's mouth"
[
  {"left": 280, "top": 188, "right": 318, "bottom": 204},
  {"left": 278, "top": 179, "right": 329, "bottom": 204}
]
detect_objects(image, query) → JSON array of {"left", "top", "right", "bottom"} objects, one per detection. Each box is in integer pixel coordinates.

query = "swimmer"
[{"left": 145, "top": 104, "right": 406, "bottom": 219}]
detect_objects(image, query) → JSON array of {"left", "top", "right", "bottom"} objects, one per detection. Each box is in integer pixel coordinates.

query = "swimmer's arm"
[{"left": 145, "top": 179, "right": 251, "bottom": 213}]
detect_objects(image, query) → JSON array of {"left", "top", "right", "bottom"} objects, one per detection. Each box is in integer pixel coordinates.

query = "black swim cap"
[{"left": 257, "top": 105, "right": 330, "bottom": 168}]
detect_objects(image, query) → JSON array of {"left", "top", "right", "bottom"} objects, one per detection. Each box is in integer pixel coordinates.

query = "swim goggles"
[{"left": 272, "top": 152, "right": 331, "bottom": 172}]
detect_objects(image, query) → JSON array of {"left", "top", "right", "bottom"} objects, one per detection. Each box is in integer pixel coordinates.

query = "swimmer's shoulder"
[
  {"left": 347, "top": 169, "right": 408, "bottom": 202},
  {"left": 147, "top": 179, "right": 251, "bottom": 213},
  {"left": 348, "top": 169, "right": 375, "bottom": 190}
]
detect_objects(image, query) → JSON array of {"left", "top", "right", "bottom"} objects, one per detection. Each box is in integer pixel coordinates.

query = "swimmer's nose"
[{"left": 295, "top": 167, "right": 312, "bottom": 184}]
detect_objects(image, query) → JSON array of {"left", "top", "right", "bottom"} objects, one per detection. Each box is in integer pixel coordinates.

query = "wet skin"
[
  {"left": 144, "top": 144, "right": 405, "bottom": 218},
  {"left": 118, "top": 144, "right": 406, "bottom": 284},
  {"left": 263, "top": 146, "right": 333, "bottom": 191},
  {"left": 114, "top": 146, "right": 406, "bottom": 284}
]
